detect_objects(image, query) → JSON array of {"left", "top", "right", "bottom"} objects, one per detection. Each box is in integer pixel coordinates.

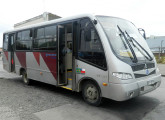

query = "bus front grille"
[
  {"left": 134, "top": 70, "right": 156, "bottom": 78},
  {"left": 132, "top": 63, "right": 155, "bottom": 71}
]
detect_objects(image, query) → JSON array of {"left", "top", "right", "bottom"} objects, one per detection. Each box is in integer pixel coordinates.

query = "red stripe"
[
  {"left": 41, "top": 52, "right": 57, "bottom": 80},
  {"left": 11, "top": 58, "right": 14, "bottom": 64},
  {"left": 33, "top": 52, "right": 40, "bottom": 65},
  {"left": 16, "top": 52, "right": 26, "bottom": 68}
]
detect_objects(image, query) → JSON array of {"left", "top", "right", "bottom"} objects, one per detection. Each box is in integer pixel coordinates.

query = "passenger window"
[
  {"left": 16, "top": 30, "right": 32, "bottom": 50},
  {"left": 78, "top": 18, "right": 107, "bottom": 69},
  {"left": 22, "top": 30, "right": 31, "bottom": 40},
  {"left": 34, "top": 25, "right": 56, "bottom": 50},
  {"left": 45, "top": 26, "right": 56, "bottom": 38},
  {"left": 17, "top": 32, "right": 22, "bottom": 41},
  {"left": 36, "top": 28, "right": 44, "bottom": 39}
]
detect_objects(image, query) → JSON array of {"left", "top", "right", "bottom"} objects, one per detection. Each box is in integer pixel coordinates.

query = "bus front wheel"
[
  {"left": 22, "top": 71, "right": 31, "bottom": 85},
  {"left": 82, "top": 81, "right": 102, "bottom": 106}
]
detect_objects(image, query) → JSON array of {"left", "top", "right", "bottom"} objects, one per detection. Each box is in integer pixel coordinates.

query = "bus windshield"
[{"left": 96, "top": 16, "right": 153, "bottom": 64}]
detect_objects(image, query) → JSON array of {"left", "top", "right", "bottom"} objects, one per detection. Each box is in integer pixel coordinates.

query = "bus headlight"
[{"left": 112, "top": 72, "right": 133, "bottom": 80}]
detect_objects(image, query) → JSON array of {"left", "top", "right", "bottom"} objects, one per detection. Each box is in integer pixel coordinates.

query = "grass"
[{"left": 155, "top": 55, "right": 165, "bottom": 64}]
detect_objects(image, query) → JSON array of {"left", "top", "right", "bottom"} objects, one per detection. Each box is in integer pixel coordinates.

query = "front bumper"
[{"left": 102, "top": 74, "right": 161, "bottom": 101}]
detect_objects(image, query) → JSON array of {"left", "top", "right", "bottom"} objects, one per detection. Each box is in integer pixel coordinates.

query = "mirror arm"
[{"left": 138, "top": 28, "right": 146, "bottom": 40}]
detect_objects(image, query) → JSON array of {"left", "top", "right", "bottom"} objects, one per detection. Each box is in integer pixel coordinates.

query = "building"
[
  {"left": 14, "top": 12, "right": 61, "bottom": 29},
  {"left": 146, "top": 36, "right": 165, "bottom": 54}
]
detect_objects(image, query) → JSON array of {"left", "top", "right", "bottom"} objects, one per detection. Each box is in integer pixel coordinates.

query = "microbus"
[{"left": 2, "top": 14, "right": 161, "bottom": 106}]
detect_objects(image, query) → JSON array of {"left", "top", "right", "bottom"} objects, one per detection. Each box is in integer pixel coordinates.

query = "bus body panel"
[
  {"left": 76, "top": 60, "right": 108, "bottom": 93},
  {"left": 2, "top": 51, "right": 10, "bottom": 72},
  {"left": 26, "top": 52, "right": 41, "bottom": 81},
  {"left": 102, "top": 74, "right": 161, "bottom": 101},
  {"left": 38, "top": 52, "right": 57, "bottom": 85},
  {"left": 14, "top": 52, "right": 22, "bottom": 75},
  {"left": 14, "top": 52, "right": 57, "bottom": 85}
]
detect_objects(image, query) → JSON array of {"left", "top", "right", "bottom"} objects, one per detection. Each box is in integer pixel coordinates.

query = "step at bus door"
[{"left": 8, "top": 33, "right": 15, "bottom": 72}]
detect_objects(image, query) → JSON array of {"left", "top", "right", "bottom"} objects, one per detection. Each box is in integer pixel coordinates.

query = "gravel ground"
[
  {"left": 0, "top": 77, "right": 82, "bottom": 120},
  {"left": 0, "top": 58, "right": 84, "bottom": 120},
  {"left": 1, "top": 58, "right": 165, "bottom": 120}
]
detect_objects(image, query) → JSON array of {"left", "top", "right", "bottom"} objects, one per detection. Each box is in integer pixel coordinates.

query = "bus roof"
[{"left": 4, "top": 14, "right": 95, "bottom": 34}]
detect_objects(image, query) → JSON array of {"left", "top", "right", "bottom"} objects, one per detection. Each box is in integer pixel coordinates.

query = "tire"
[
  {"left": 22, "top": 71, "right": 31, "bottom": 85},
  {"left": 82, "top": 81, "right": 102, "bottom": 106}
]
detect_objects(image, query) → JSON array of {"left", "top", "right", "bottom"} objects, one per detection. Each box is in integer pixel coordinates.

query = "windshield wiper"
[
  {"left": 117, "top": 25, "right": 138, "bottom": 63},
  {"left": 125, "top": 31, "right": 153, "bottom": 61}
]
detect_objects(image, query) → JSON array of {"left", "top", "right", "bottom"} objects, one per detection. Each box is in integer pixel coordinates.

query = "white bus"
[{"left": 2, "top": 14, "right": 161, "bottom": 106}]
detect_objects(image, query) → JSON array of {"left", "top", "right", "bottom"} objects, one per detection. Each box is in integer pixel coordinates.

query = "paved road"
[
  {"left": 157, "top": 64, "right": 165, "bottom": 76},
  {"left": 0, "top": 59, "right": 165, "bottom": 120}
]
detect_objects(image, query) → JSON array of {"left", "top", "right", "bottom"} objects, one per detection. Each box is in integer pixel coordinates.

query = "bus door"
[
  {"left": 8, "top": 33, "right": 15, "bottom": 72},
  {"left": 57, "top": 23, "right": 73, "bottom": 86}
]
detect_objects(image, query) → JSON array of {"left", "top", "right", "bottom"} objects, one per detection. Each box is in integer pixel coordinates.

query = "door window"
[
  {"left": 3, "top": 34, "right": 8, "bottom": 51},
  {"left": 78, "top": 18, "right": 107, "bottom": 69}
]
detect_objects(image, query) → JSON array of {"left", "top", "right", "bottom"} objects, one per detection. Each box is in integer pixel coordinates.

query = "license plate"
[{"left": 143, "top": 85, "right": 154, "bottom": 91}]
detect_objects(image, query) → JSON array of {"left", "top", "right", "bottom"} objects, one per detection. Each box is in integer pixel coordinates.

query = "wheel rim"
[{"left": 84, "top": 84, "right": 99, "bottom": 103}]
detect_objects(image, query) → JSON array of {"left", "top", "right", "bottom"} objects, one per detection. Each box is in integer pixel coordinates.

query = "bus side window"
[
  {"left": 45, "top": 25, "right": 57, "bottom": 50},
  {"left": 16, "top": 30, "right": 32, "bottom": 50},
  {"left": 34, "top": 25, "right": 56, "bottom": 50},
  {"left": 3, "top": 34, "right": 8, "bottom": 51},
  {"left": 33, "top": 28, "right": 45, "bottom": 49},
  {"left": 78, "top": 18, "right": 107, "bottom": 69}
]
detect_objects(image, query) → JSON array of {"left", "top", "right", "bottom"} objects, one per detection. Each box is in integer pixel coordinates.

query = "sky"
[{"left": 0, "top": 0, "right": 165, "bottom": 47}]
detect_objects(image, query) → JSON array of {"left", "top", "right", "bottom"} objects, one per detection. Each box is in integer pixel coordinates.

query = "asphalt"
[{"left": 157, "top": 64, "right": 165, "bottom": 76}]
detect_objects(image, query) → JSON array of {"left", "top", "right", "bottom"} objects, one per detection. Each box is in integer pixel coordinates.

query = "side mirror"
[{"left": 138, "top": 28, "right": 146, "bottom": 40}]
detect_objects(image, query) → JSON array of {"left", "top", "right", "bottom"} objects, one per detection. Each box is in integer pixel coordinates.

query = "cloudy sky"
[{"left": 0, "top": 0, "right": 165, "bottom": 47}]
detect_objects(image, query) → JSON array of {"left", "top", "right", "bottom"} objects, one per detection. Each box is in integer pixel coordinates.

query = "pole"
[
  {"left": 161, "top": 40, "right": 164, "bottom": 56},
  {"left": 159, "top": 47, "right": 161, "bottom": 62}
]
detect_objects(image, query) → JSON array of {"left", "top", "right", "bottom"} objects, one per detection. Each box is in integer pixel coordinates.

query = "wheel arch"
[
  {"left": 77, "top": 77, "right": 102, "bottom": 95},
  {"left": 19, "top": 67, "right": 26, "bottom": 75}
]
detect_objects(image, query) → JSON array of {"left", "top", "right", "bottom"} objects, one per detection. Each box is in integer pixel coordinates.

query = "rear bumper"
[{"left": 102, "top": 74, "right": 161, "bottom": 101}]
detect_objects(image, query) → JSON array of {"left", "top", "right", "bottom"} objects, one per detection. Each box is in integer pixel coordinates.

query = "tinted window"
[
  {"left": 78, "top": 18, "right": 106, "bottom": 69},
  {"left": 36, "top": 28, "right": 44, "bottom": 39},
  {"left": 16, "top": 30, "right": 32, "bottom": 50},
  {"left": 8, "top": 34, "right": 15, "bottom": 51},
  {"left": 16, "top": 41, "right": 32, "bottom": 50},
  {"left": 22, "top": 30, "right": 31, "bottom": 40},
  {"left": 17, "top": 32, "right": 21, "bottom": 41},
  {"left": 3, "top": 34, "right": 8, "bottom": 51},
  {"left": 45, "top": 26, "right": 56, "bottom": 38},
  {"left": 34, "top": 25, "right": 56, "bottom": 50}
]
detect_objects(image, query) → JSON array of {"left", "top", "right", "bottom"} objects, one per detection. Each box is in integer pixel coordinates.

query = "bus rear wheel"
[
  {"left": 22, "top": 71, "right": 31, "bottom": 85},
  {"left": 82, "top": 81, "right": 102, "bottom": 106}
]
